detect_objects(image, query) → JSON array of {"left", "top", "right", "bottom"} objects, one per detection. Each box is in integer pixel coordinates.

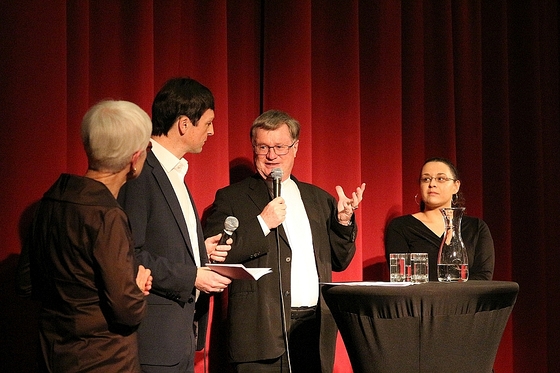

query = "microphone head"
[
  {"left": 224, "top": 216, "right": 239, "bottom": 234},
  {"left": 271, "top": 168, "right": 283, "bottom": 180}
]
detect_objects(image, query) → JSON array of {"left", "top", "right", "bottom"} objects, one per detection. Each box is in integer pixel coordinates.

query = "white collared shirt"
[
  {"left": 150, "top": 139, "right": 201, "bottom": 268},
  {"left": 259, "top": 178, "right": 319, "bottom": 307}
]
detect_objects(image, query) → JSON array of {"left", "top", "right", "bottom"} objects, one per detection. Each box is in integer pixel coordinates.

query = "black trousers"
[{"left": 234, "top": 307, "right": 320, "bottom": 373}]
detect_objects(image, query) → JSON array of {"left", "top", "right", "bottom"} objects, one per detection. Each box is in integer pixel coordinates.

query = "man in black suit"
[
  {"left": 118, "top": 78, "right": 231, "bottom": 373},
  {"left": 204, "top": 109, "right": 366, "bottom": 373}
]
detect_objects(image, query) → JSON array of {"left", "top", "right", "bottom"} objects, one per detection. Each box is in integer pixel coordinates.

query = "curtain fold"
[
  {"left": 1, "top": 1, "right": 558, "bottom": 372},
  {"left": 479, "top": 2, "right": 514, "bottom": 369}
]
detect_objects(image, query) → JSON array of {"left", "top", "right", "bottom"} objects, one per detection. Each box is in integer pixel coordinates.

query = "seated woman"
[{"left": 385, "top": 157, "right": 494, "bottom": 281}]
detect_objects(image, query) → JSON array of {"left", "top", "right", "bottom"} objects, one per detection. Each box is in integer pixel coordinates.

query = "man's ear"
[
  {"left": 292, "top": 140, "right": 299, "bottom": 158},
  {"left": 178, "top": 115, "right": 192, "bottom": 135}
]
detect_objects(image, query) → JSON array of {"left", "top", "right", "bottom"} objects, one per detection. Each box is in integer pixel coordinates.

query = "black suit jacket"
[
  {"left": 118, "top": 151, "right": 209, "bottom": 368},
  {"left": 204, "top": 174, "right": 357, "bottom": 373}
]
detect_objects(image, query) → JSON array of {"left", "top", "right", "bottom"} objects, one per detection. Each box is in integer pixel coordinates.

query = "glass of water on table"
[
  {"left": 389, "top": 253, "right": 410, "bottom": 282},
  {"left": 410, "top": 253, "right": 429, "bottom": 283}
]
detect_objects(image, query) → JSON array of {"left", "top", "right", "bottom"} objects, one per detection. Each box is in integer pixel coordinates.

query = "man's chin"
[{"left": 256, "top": 170, "right": 268, "bottom": 180}]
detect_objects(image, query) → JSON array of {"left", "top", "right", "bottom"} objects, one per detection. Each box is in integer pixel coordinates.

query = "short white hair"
[{"left": 81, "top": 100, "right": 152, "bottom": 173}]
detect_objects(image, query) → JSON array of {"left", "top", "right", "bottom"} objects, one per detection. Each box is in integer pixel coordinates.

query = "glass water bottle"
[{"left": 437, "top": 207, "right": 469, "bottom": 282}]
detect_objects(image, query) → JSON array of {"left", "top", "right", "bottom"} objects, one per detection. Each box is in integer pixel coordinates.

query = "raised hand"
[{"left": 336, "top": 183, "right": 366, "bottom": 225}]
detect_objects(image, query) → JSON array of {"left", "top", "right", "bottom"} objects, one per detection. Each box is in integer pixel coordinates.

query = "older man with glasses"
[{"left": 204, "top": 109, "right": 365, "bottom": 373}]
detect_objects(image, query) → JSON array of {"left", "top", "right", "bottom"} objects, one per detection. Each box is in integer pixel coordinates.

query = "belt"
[{"left": 290, "top": 306, "right": 316, "bottom": 319}]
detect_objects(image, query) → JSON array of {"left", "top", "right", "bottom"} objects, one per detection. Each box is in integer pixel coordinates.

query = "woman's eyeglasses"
[{"left": 419, "top": 176, "right": 456, "bottom": 184}]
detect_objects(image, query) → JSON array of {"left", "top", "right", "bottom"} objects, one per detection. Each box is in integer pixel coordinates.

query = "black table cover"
[{"left": 322, "top": 280, "right": 518, "bottom": 373}]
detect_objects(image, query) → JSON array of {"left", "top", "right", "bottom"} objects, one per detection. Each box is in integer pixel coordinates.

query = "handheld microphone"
[
  {"left": 218, "top": 216, "right": 239, "bottom": 245},
  {"left": 271, "top": 168, "right": 283, "bottom": 198}
]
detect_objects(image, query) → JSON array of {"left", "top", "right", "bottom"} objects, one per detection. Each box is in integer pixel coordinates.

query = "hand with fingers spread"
[{"left": 336, "top": 183, "right": 366, "bottom": 225}]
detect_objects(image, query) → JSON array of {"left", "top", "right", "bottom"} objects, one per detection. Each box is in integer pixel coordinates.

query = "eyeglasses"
[
  {"left": 420, "top": 176, "right": 456, "bottom": 184},
  {"left": 253, "top": 140, "right": 297, "bottom": 156}
]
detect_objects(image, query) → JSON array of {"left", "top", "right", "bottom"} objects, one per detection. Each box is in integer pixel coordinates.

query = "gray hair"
[
  {"left": 81, "top": 100, "right": 152, "bottom": 173},
  {"left": 250, "top": 110, "right": 300, "bottom": 144}
]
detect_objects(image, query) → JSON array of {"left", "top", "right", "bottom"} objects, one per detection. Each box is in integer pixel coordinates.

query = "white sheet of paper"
[{"left": 206, "top": 263, "right": 272, "bottom": 280}]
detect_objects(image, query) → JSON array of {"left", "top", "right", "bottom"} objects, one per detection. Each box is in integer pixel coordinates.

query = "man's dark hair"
[{"left": 151, "top": 77, "right": 215, "bottom": 136}]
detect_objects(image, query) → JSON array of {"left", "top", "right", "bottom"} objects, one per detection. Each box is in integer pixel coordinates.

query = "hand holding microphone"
[
  {"left": 260, "top": 168, "right": 286, "bottom": 229},
  {"left": 219, "top": 216, "right": 239, "bottom": 245},
  {"left": 207, "top": 216, "right": 238, "bottom": 263}
]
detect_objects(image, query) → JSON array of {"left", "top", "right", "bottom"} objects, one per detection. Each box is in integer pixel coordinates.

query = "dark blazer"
[
  {"left": 118, "top": 151, "right": 209, "bottom": 368},
  {"left": 203, "top": 174, "right": 357, "bottom": 373}
]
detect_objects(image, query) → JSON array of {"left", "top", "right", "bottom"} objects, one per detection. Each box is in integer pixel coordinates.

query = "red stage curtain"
[{"left": 1, "top": 1, "right": 558, "bottom": 372}]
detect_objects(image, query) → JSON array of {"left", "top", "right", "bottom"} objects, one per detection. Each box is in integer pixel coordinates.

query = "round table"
[{"left": 321, "top": 280, "right": 519, "bottom": 373}]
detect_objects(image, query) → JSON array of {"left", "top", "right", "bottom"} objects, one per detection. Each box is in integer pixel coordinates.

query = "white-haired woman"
[{"left": 17, "top": 100, "right": 153, "bottom": 372}]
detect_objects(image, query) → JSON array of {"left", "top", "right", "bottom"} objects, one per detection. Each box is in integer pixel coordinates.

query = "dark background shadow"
[
  {"left": 0, "top": 202, "right": 41, "bottom": 372},
  {"left": 228, "top": 157, "right": 254, "bottom": 185},
  {"left": 363, "top": 205, "right": 402, "bottom": 282}
]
